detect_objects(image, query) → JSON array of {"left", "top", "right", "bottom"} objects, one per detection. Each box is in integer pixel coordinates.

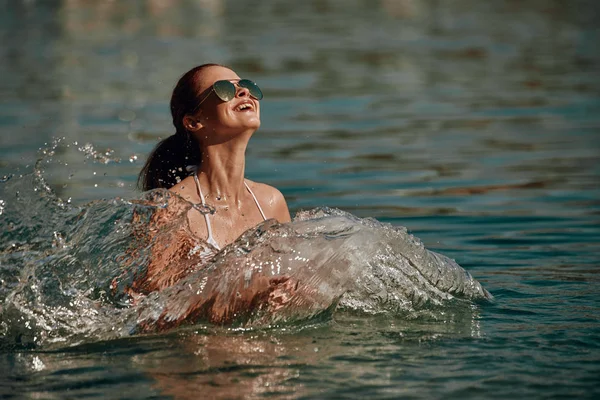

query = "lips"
[{"left": 233, "top": 100, "right": 255, "bottom": 112}]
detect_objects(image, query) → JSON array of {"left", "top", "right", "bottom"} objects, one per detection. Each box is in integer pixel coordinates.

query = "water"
[{"left": 1, "top": 0, "right": 599, "bottom": 398}]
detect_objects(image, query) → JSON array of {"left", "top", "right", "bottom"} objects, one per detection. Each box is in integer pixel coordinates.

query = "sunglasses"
[{"left": 195, "top": 79, "right": 263, "bottom": 110}]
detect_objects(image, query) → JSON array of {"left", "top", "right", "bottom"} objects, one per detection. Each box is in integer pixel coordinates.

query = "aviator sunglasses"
[{"left": 195, "top": 79, "right": 263, "bottom": 110}]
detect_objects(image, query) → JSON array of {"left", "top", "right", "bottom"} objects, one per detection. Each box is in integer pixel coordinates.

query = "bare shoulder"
[
  {"left": 245, "top": 180, "right": 291, "bottom": 223},
  {"left": 168, "top": 175, "right": 197, "bottom": 202},
  {"left": 141, "top": 175, "right": 197, "bottom": 228}
]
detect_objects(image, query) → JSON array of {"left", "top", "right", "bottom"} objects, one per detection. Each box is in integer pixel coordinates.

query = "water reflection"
[
  {"left": 11, "top": 306, "right": 482, "bottom": 399},
  {"left": 147, "top": 314, "right": 480, "bottom": 399},
  {"left": 7, "top": 306, "right": 483, "bottom": 399},
  {"left": 0, "top": 1, "right": 599, "bottom": 397},
  {"left": 140, "top": 332, "right": 304, "bottom": 399}
]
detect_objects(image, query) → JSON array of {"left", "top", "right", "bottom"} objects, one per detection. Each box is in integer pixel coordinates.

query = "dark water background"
[{"left": 1, "top": 0, "right": 599, "bottom": 398}]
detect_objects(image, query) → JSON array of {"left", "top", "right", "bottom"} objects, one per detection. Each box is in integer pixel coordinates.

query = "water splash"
[
  {"left": 76, "top": 142, "right": 122, "bottom": 164},
  {"left": 0, "top": 143, "right": 491, "bottom": 350}
]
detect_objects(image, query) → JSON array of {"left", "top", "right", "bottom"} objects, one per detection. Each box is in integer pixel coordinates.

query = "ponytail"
[
  {"left": 138, "top": 63, "right": 228, "bottom": 191},
  {"left": 137, "top": 131, "right": 201, "bottom": 191}
]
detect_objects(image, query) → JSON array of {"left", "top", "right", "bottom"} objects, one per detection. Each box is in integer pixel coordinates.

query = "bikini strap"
[
  {"left": 244, "top": 180, "right": 267, "bottom": 221},
  {"left": 192, "top": 172, "right": 220, "bottom": 250},
  {"left": 190, "top": 168, "right": 267, "bottom": 248}
]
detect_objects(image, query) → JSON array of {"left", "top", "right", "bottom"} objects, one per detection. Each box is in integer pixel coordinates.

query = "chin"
[
  {"left": 223, "top": 115, "right": 260, "bottom": 133},
  {"left": 244, "top": 117, "right": 261, "bottom": 130}
]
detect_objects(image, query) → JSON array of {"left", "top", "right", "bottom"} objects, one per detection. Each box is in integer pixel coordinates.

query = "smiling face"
[{"left": 187, "top": 66, "right": 261, "bottom": 144}]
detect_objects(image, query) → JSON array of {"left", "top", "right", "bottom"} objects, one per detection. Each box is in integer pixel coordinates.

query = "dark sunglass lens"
[
  {"left": 212, "top": 80, "right": 236, "bottom": 102},
  {"left": 239, "top": 79, "right": 263, "bottom": 100}
]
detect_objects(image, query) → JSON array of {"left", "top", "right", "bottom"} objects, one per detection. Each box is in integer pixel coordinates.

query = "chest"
[{"left": 186, "top": 201, "right": 266, "bottom": 249}]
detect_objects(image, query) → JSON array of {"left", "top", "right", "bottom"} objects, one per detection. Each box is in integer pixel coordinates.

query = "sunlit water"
[
  {"left": 1, "top": 0, "right": 599, "bottom": 399},
  {"left": 0, "top": 154, "right": 490, "bottom": 349}
]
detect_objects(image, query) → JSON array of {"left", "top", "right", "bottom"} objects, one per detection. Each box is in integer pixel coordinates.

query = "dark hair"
[{"left": 137, "top": 63, "right": 228, "bottom": 191}]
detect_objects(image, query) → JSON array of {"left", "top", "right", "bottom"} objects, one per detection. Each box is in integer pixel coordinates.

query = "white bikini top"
[{"left": 191, "top": 171, "right": 267, "bottom": 250}]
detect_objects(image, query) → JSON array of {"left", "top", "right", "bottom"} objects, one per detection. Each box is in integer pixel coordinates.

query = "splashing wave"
[{"left": 0, "top": 143, "right": 491, "bottom": 349}]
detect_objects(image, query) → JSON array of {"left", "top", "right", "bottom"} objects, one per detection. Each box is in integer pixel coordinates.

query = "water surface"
[{"left": 1, "top": 0, "right": 599, "bottom": 398}]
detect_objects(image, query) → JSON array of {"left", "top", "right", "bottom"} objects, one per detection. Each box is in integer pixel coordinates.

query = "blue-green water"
[{"left": 1, "top": 0, "right": 599, "bottom": 398}]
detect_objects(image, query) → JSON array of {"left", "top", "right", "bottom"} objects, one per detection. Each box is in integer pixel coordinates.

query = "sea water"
[
  {"left": 0, "top": 147, "right": 490, "bottom": 348},
  {"left": 1, "top": 1, "right": 599, "bottom": 399}
]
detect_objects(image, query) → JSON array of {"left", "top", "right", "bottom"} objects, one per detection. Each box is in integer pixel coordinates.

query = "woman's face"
[{"left": 192, "top": 66, "right": 261, "bottom": 141}]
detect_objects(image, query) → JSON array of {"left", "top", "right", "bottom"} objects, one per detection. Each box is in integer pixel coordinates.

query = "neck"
[{"left": 197, "top": 138, "right": 249, "bottom": 205}]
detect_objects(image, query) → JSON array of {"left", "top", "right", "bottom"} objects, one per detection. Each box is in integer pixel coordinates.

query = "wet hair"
[{"left": 137, "top": 63, "right": 228, "bottom": 191}]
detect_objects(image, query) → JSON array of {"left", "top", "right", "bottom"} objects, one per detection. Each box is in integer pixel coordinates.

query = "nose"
[{"left": 235, "top": 85, "right": 250, "bottom": 98}]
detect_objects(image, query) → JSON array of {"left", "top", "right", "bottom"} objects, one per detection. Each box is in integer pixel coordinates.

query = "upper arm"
[
  {"left": 129, "top": 194, "right": 198, "bottom": 293},
  {"left": 270, "top": 187, "right": 291, "bottom": 223},
  {"left": 253, "top": 183, "right": 291, "bottom": 223}
]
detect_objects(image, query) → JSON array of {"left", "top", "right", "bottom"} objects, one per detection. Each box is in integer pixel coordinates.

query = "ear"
[{"left": 183, "top": 115, "right": 203, "bottom": 132}]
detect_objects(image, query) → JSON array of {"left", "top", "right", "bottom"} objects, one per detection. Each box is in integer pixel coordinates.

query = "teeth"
[{"left": 237, "top": 103, "right": 252, "bottom": 111}]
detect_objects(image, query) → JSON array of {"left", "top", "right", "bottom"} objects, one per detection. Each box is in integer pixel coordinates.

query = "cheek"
[
  {"left": 201, "top": 103, "right": 227, "bottom": 124},
  {"left": 217, "top": 105, "right": 234, "bottom": 122}
]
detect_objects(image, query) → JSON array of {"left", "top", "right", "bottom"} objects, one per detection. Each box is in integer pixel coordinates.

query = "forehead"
[{"left": 197, "top": 66, "right": 240, "bottom": 91}]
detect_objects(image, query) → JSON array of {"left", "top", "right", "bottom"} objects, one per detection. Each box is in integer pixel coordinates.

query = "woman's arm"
[
  {"left": 270, "top": 187, "right": 292, "bottom": 223},
  {"left": 127, "top": 196, "right": 204, "bottom": 295},
  {"left": 136, "top": 273, "right": 296, "bottom": 332},
  {"left": 250, "top": 182, "right": 291, "bottom": 223}
]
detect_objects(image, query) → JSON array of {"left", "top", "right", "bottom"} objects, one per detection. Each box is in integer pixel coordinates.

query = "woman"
[
  {"left": 139, "top": 63, "right": 291, "bottom": 246},
  {"left": 129, "top": 64, "right": 295, "bottom": 327}
]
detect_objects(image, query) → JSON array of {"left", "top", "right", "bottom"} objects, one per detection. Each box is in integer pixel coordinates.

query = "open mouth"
[{"left": 234, "top": 101, "right": 254, "bottom": 112}]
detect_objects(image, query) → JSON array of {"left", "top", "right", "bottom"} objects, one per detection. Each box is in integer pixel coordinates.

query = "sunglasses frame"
[{"left": 193, "top": 79, "right": 263, "bottom": 112}]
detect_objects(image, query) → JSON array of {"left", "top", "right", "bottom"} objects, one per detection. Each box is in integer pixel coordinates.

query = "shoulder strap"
[
  {"left": 193, "top": 172, "right": 220, "bottom": 250},
  {"left": 244, "top": 181, "right": 267, "bottom": 221}
]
